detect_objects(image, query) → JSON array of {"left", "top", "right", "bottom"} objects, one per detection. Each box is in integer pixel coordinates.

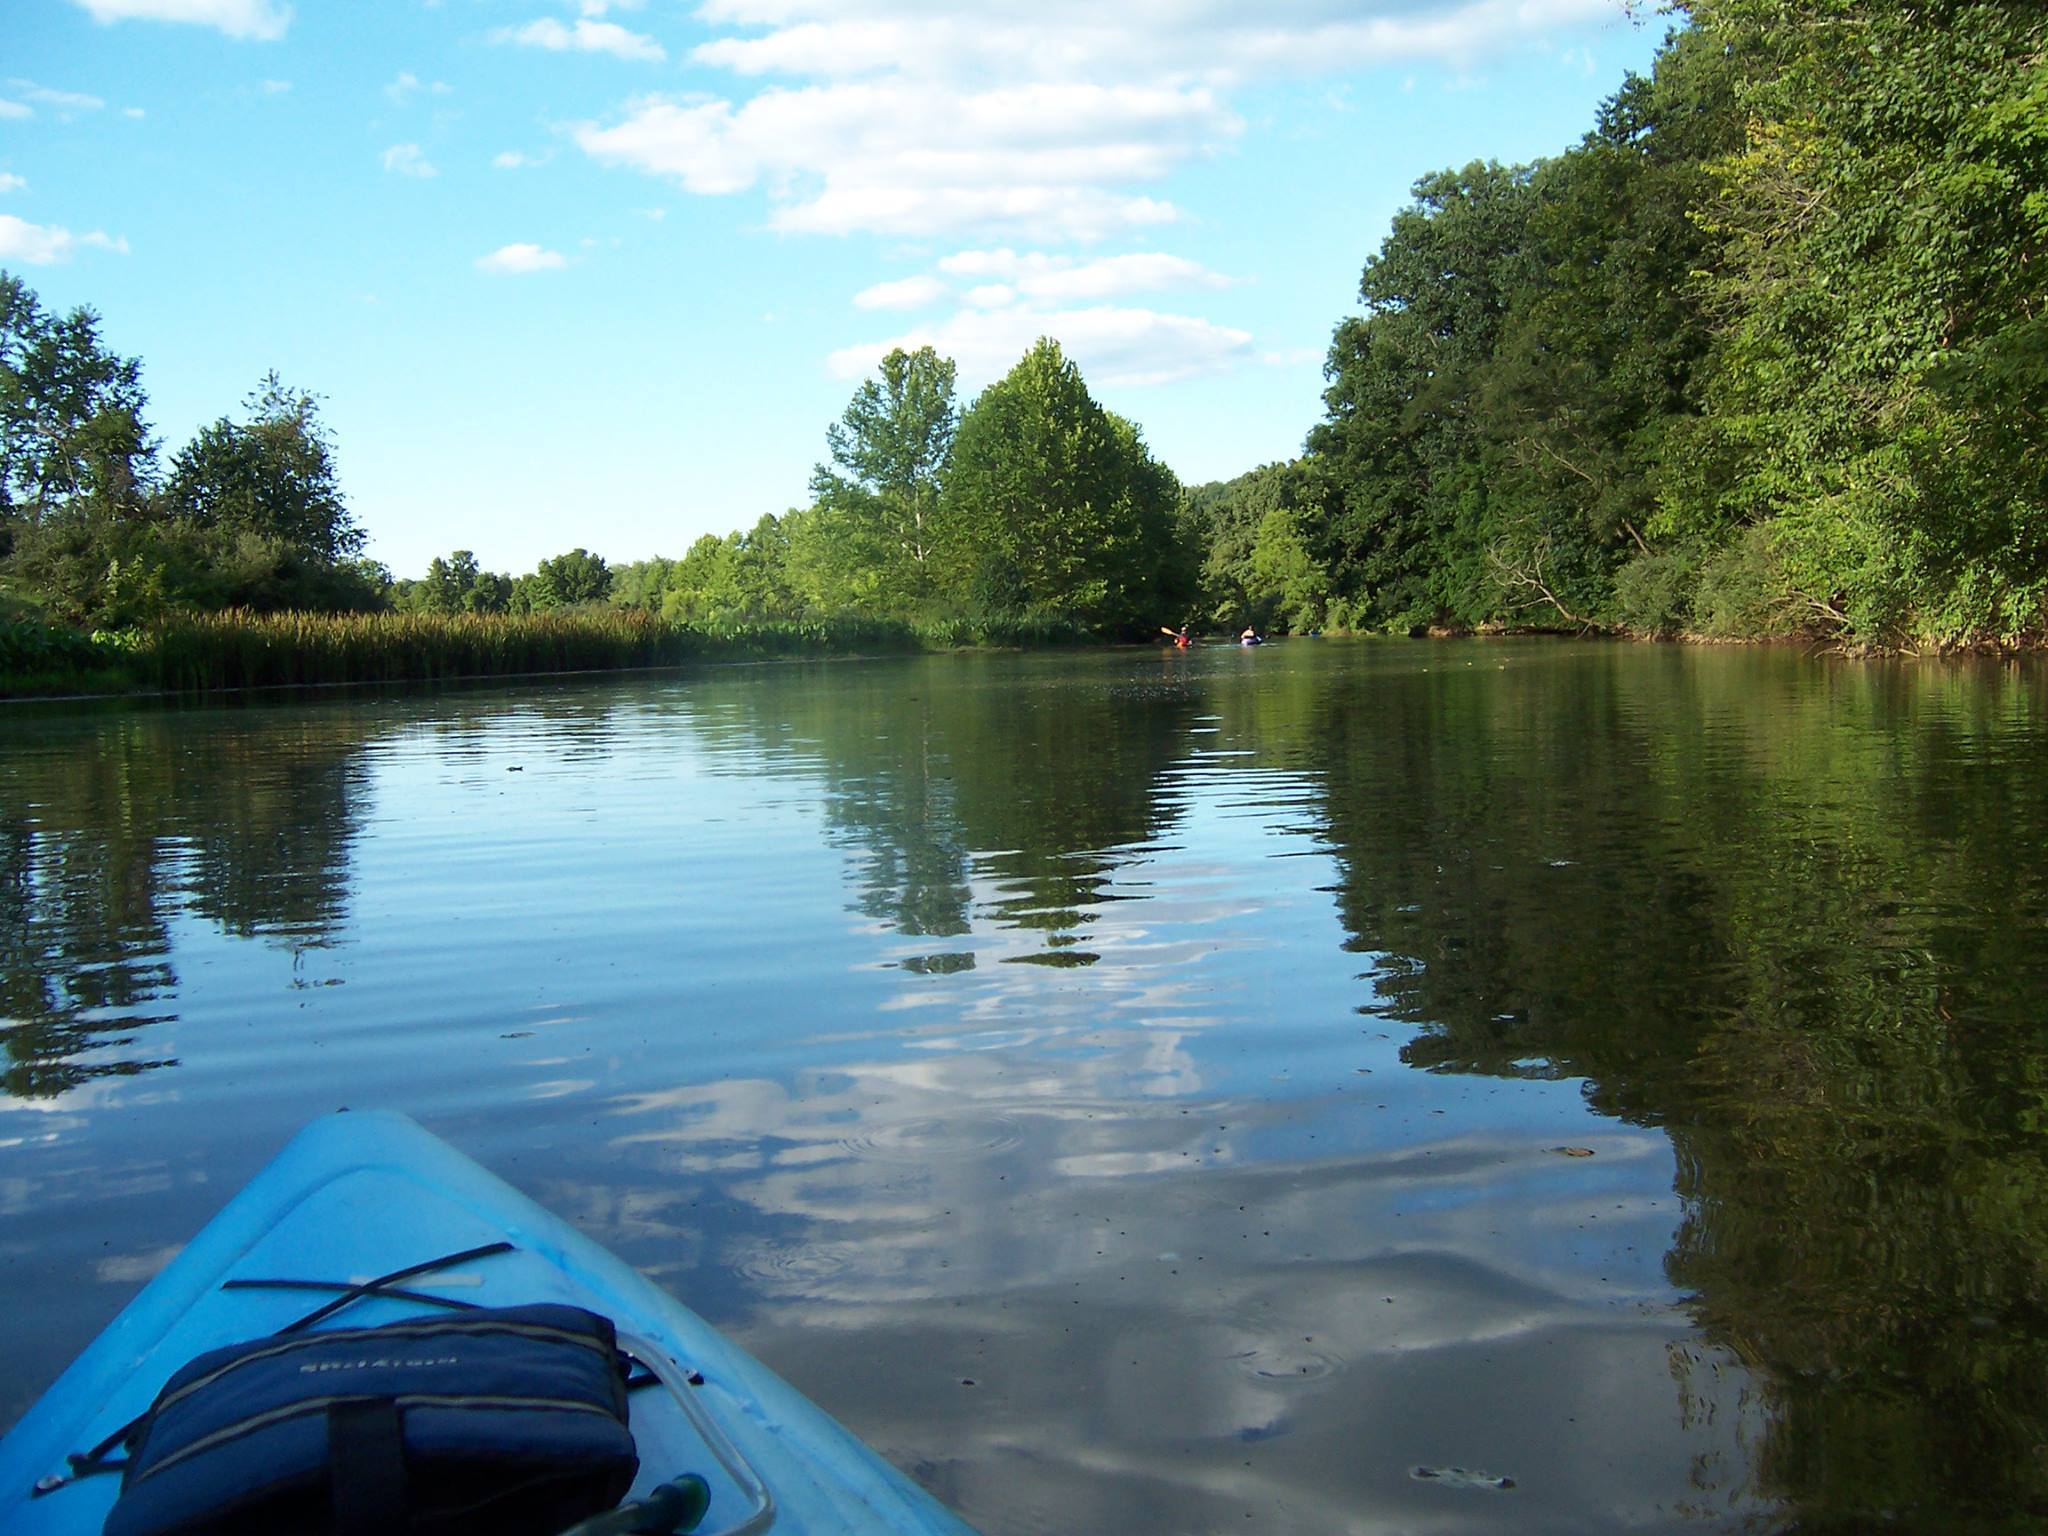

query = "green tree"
[
  {"left": 0, "top": 274, "right": 154, "bottom": 541},
  {"left": 656, "top": 518, "right": 799, "bottom": 624},
  {"left": 657, "top": 534, "right": 732, "bottom": 623},
  {"left": 939, "top": 338, "right": 1181, "bottom": 627},
  {"left": 406, "top": 550, "right": 511, "bottom": 615},
  {"left": 0, "top": 275, "right": 159, "bottom": 621},
  {"left": 528, "top": 547, "right": 611, "bottom": 608},
  {"left": 1248, "top": 502, "right": 1331, "bottom": 632},
  {"left": 164, "top": 373, "right": 360, "bottom": 563},
  {"left": 812, "top": 346, "right": 959, "bottom": 611},
  {"left": 0, "top": 278, "right": 387, "bottom": 624},
  {"left": 1187, "top": 461, "right": 1326, "bottom": 629},
  {"left": 1309, "top": 161, "right": 1536, "bottom": 630},
  {"left": 1480, "top": 28, "right": 1739, "bottom": 632},
  {"left": 609, "top": 556, "right": 675, "bottom": 613},
  {"left": 722, "top": 514, "right": 797, "bottom": 620},
  {"left": 1668, "top": 0, "right": 2048, "bottom": 645},
  {"left": 779, "top": 504, "right": 857, "bottom": 614}
]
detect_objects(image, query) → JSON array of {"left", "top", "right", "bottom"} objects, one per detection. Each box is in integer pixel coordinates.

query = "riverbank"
[
  {"left": 15, "top": 608, "right": 2040, "bottom": 702},
  {"left": 1412, "top": 616, "right": 2048, "bottom": 658},
  {"left": 0, "top": 610, "right": 1095, "bottom": 700}
]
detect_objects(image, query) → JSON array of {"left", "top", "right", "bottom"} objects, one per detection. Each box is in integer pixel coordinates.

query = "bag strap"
[
  {"left": 267, "top": 1242, "right": 515, "bottom": 1334},
  {"left": 328, "top": 1397, "right": 409, "bottom": 1535}
]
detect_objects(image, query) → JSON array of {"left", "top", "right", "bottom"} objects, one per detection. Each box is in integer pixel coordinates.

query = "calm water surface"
[{"left": 4, "top": 641, "right": 2046, "bottom": 1533}]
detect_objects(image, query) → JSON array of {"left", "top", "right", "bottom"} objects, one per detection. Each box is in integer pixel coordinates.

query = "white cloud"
[
  {"left": 68, "top": 0, "right": 289, "bottom": 41},
  {"left": 853, "top": 274, "right": 946, "bottom": 310},
  {"left": 575, "top": 82, "right": 1222, "bottom": 240},
  {"left": 95, "top": 1244, "right": 183, "bottom": 1284},
  {"left": 382, "top": 143, "right": 437, "bottom": 178},
  {"left": 578, "top": 1, "right": 1621, "bottom": 246},
  {"left": 386, "top": 72, "right": 451, "bottom": 103},
  {"left": 1030, "top": 252, "right": 1228, "bottom": 301},
  {"left": 123, "top": 106, "right": 146, "bottom": 118},
  {"left": 831, "top": 302, "right": 1252, "bottom": 389},
  {"left": 936, "top": 248, "right": 1046, "bottom": 280},
  {"left": 0, "top": 174, "right": 24, "bottom": 194},
  {"left": 493, "top": 149, "right": 553, "bottom": 169},
  {"left": 476, "top": 242, "right": 568, "bottom": 273},
  {"left": 0, "top": 101, "right": 28, "bottom": 121},
  {"left": 0, "top": 215, "right": 129, "bottom": 265},
  {"left": 925, "top": 248, "right": 1230, "bottom": 302},
  {"left": 495, "top": 18, "right": 666, "bottom": 63},
  {"left": 259, "top": 78, "right": 291, "bottom": 94},
  {"left": 937, "top": 249, "right": 1232, "bottom": 302},
  {"left": 578, "top": 0, "right": 1626, "bottom": 385},
  {"left": 7, "top": 81, "right": 106, "bottom": 115},
  {"left": 688, "top": 0, "right": 1621, "bottom": 82},
  {"left": 692, "top": 2, "right": 1630, "bottom": 88}
]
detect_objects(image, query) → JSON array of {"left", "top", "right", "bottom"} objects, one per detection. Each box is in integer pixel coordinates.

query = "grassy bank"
[{"left": 0, "top": 609, "right": 1096, "bottom": 698}]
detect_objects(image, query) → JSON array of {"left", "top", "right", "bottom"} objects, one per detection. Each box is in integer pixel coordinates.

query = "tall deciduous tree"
[
  {"left": 0, "top": 275, "right": 158, "bottom": 620},
  {"left": 812, "top": 346, "right": 958, "bottom": 610},
  {"left": 530, "top": 547, "right": 611, "bottom": 607},
  {"left": 0, "top": 276, "right": 161, "bottom": 618},
  {"left": 1309, "top": 161, "right": 1537, "bottom": 630},
  {"left": 0, "top": 274, "right": 155, "bottom": 541},
  {"left": 1671, "top": 0, "right": 2048, "bottom": 644},
  {"left": 164, "top": 373, "right": 360, "bottom": 562},
  {"left": 608, "top": 556, "right": 675, "bottom": 613},
  {"left": 939, "top": 338, "right": 1181, "bottom": 627},
  {"left": 1482, "top": 27, "right": 1738, "bottom": 633},
  {"left": 408, "top": 550, "right": 512, "bottom": 614},
  {"left": 1186, "top": 460, "right": 1325, "bottom": 629}
]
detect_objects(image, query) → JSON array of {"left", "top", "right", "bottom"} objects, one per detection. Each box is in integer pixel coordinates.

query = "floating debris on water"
[
  {"left": 1551, "top": 1146, "right": 1596, "bottom": 1157},
  {"left": 1412, "top": 1465, "right": 1515, "bottom": 1491}
]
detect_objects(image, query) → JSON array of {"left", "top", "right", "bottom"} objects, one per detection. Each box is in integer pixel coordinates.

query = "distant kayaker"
[
  {"left": 1161, "top": 625, "right": 1192, "bottom": 649},
  {"left": 1240, "top": 627, "right": 1263, "bottom": 646}
]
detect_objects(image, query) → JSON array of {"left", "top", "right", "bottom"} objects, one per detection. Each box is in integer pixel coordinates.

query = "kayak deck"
[{"left": 0, "top": 1112, "right": 976, "bottom": 1536}]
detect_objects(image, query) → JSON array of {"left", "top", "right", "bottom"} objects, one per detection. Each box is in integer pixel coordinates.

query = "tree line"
[
  {"left": 0, "top": 283, "right": 1191, "bottom": 637},
  {"left": 390, "top": 340, "right": 1191, "bottom": 635},
  {"left": 5, "top": 0, "right": 2041, "bottom": 651},
  {"left": 1198, "top": 0, "right": 2047, "bottom": 649},
  {"left": 0, "top": 274, "right": 384, "bottom": 626}
]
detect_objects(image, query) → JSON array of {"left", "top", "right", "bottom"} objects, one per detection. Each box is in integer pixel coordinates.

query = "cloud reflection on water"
[
  {"left": 18, "top": 647, "right": 2040, "bottom": 1526},
  {"left": 569, "top": 1032, "right": 1763, "bottom": 1532}
]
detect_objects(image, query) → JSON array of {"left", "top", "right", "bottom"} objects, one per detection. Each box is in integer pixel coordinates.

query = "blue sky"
[{"left": 7, "top": 0, "right": 1667, "bottom": 578}]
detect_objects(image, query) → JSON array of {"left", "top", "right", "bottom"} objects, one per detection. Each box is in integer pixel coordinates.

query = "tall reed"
[
  {"left": 119, "top": 609, "right": 948, "bottom": 693},
  {"left": 2, "top": 607, "right": 1103, "bottom": 698}
]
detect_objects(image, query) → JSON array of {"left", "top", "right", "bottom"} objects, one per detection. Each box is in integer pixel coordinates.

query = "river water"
[{"left": 3, "top": 640, "right": 2045, "bottom": 1533}]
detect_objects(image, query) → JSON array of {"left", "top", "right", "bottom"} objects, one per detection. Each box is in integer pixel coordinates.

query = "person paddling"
[{"left": 1160, "top": 624, "right": 1191, "bottom": 649}]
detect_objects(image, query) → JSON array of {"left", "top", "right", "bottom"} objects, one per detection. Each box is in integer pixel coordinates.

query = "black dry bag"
[{"left": 100, "top": 1303, "right": 640, "bottom": 1536}]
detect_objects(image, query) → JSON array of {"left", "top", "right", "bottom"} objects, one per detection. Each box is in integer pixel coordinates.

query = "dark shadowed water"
[{"left": 4, "top": 640, "right": 2046, "bottom": 1534}]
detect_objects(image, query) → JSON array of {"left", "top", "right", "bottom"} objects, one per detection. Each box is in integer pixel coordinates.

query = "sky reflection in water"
[{"left": 6, "top": 642, "right": 2047, "bottom": 1533}]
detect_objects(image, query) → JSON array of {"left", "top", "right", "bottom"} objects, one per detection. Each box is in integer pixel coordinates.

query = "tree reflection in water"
[
  {"left": 1307, "top": 650, "right": 2048, "bottom": 1530},
  {"left": 4, "top": 649, "right": 2046, "bottom": 1532},
  {"left": 1, "top": 710, "right": 371, "bottom": 1099}
]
